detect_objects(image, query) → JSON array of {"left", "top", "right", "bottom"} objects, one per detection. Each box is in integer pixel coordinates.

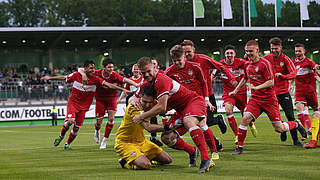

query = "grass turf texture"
[{"left": 1, "top": 115, "right": 320, "bottom": 180}]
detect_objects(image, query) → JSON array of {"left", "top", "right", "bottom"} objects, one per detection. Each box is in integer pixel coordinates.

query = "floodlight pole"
[
  {"left": 193, "top": 0, "right": 196, "bottom": 27},
  {"left": 243, "top": 0, "right": 246, "bottom": 27}
]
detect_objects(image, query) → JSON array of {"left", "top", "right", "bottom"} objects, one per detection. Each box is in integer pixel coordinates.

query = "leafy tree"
[
  {"left": 0, "top": 2, "right": 10, "bottom": 27},
  {"left": 7, "top": 0, "right": 46, "bottom": 27}
]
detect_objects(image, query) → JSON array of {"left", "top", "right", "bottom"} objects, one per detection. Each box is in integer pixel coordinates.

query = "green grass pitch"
[{"left": 1, "top": 116, "right": 320, "bottom": 180}]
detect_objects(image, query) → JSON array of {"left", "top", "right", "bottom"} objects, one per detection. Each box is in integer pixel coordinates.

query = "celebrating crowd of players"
[{"left": 41, "top": 37, "right": 320, "bottom": 173}]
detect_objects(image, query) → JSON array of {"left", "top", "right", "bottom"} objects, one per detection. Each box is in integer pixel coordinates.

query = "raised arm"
[
  {"left": 41, "top": 75, "right": 66, "bottom": 81},
  {"left": 102, "top": 81, "right": 131, "bottom": 94},
  {"left": 123, "top": 78, "right": 139, "bottom": 88}
]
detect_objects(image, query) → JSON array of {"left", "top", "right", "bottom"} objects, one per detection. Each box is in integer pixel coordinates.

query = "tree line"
[{"left": 0, "top": 0, "right": 319, "bottom": 27}]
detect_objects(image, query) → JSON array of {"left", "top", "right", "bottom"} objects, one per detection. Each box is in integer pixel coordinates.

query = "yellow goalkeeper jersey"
[{"left": 115, "top": 104, "right": 149, "bottom": 143}]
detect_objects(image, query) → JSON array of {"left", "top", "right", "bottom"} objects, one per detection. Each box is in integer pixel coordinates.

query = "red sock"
[
  {"left": 190, "top": 128, "right": 209, "bottom": 160},
  {"left": 104, "top": 122, "right": 114, "bottom": 138},
  {"left": 172, "top": 137, "right": 195, "bottom": 155},
  {"left": 304, "top": 114, "right": 311, "bottom": 129},
  {"left": 227, "top": 115, "right": 238, "bottom": 136},
  {"left": 203, "top": 128, "right": 217, "bottom": 153},
  {"left": 60, "top": 125, "right": 69, "bottom": 137},
  {"left": 66, "top": 131, "right": 77, "bottom": 144},
  {"left": 237, "top": 126, "right": 247, "bottom": 147},
  {"left": 298, "top": 113, "right": 305, "bottom": 127},
  {"left": 284, "top": 121, "right": 298, "bottom": 130}
]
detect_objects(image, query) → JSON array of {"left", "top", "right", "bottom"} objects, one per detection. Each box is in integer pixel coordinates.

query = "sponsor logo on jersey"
[
  {"left": 280, "top": 62, "right": 284, "bottom": 67},
  {"left": 255, "top": 67, "right": 259, "bottom": 72},
  {"left": 131, "top": 151, "right": 137, "bottom": 157}
]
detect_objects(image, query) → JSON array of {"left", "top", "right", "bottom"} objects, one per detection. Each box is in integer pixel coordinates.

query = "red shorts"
[
  {"left": 65, "top": 103, "right": 87, "bottom": 127},
  {"left": 295, "top": 91, "right": 318, "bottom": 110},
  {"left": 178, "top": 96, "right": 206, "bottom": 120},
  {"left": 95, "top": 97, "right": 117, "bottom": 118},
  {"left": 222, "top": 93, "right": 247, "bottom": 113},
  {"left": 244, "top": 96, "right": 281, "bottom": 123}
]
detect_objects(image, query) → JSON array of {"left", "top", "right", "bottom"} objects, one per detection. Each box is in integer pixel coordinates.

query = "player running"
[
  {"left": 229, "top": 40, "right": 307, "bottom": 155},
  {"left": 41, "top": 60, "right": 130, "bottom": 150},
  {"left": 263, "top": 37, "right": 301, "bottom": 146},
  {"left": 212, "top": 45, "right": 257, "bottom": 144},
  {"left": 80, "top": 58, "right": 139, "bottom": 149},
  {"left": 181, "top": 40, "right": 236, "bottom": 150},
  {"left": 165, "top": 45, "right": 219, "bottom": 164},
  {"left": 292, "top": 43, "right": 320, "bottom": 149}
]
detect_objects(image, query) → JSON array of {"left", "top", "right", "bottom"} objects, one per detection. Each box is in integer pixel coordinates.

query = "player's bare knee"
[{"left": 241, "top": 115, "right": 252, "bottom": 126}]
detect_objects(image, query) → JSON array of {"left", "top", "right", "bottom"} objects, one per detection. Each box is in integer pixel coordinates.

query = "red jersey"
[
  {"left": 66, "top": 72, "right": 104, "bottom": 111},
  {"left": 136, "top": 72, "right": 201, "bottom": 112},
  {"left": 263, "top": 53, "right": 296, "bottom": 95},
  {"left": 94, "top": 70, "right": 125, "bottom": 100},
  {"left": 158, "top": 69, "right": 165, "bottom": 74},
  {"left": 165, "top": 61, "right": 208, "bottom": 98},
  {"left": 245, "top": 57, "right": 275, "bottom": 99},
  {"left": 191, "top": 53, "right": 236, "bottom": 96},
  {"left": 218, "top": 58, "right": 247, "bottom": 95},
  {"left": 124, "top": 75, "right": 144, "bottom": 92},
  {"left": 293, "top": 57, "right": 317, "bottom": 93}
]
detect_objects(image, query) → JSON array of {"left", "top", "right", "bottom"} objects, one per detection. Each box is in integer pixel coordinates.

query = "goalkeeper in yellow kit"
[{"left": 115, "top": 86, "right": 176, "bottom": 170}]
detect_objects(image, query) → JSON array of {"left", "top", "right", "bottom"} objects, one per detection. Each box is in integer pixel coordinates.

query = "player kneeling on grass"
[{"left": 115, "top": 86, "right": 174, "bottom": 170}]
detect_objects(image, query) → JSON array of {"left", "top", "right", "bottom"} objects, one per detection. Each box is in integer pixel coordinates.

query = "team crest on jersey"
[
  {"left": 68, "top": 114, "right": 72, "bottom": 118},
  {"left": 296, "top": 65, "right": 300, "bottom": 70},
  {"left": 280, "top": 62, "right": 284, "bottom": 67},
  {"left": 188, "top": 70, "right": 193, "bottom": 76},
  {"left": 131, "top": 151, "right": 137, "bottom": 157},
  {"left": 255, "top": 67, "right": 259, "bottom": 72}
]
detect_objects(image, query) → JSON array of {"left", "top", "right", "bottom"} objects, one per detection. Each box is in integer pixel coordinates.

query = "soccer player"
[
  {"left": 130, "top": 57, "right": 214, "bottom": 173},
  {"left": 115, "top": 86, "right": 172, "bottom": 170},
  {"left": 91, "top": 58, "right": 139, "bottom": 149},
  {"left": 229, "top": 40, "right": 307, "bottom": 155},
  {"left": 292, "top": 43, "right": 320, "bottom": 148},
  {"left": 118, "top": 64, "right": 144, "bottom": 106},
  {"left": 165, "top": 45, "right": 219, "bottom": 162},
  {"left": 41, "top": 60, "right": 130, "bottom": 150},
  {"left": 212, "top": 45, "right": 257, "bottom": 144},
  {"left": 181, "top": 40, "right": 236, "bottom": 150},
  {"left": 263, "top": 37, "right": 301, "bottom": 146}
]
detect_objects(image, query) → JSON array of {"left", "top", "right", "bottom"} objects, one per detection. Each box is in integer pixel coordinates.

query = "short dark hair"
[
  {"left": 170, "top": 45, "right": 185, "bottom": 58},
  {"left": 83, "top": 60, "right": 95, "bottom": 68},
  {"left": 224, "top": 44, "right": 235, "bottom": 51},
  {"left": 295, "top": 43, "right": 305, "bottom": 48},
  {"left": 137, "top": 57, "right": 152, "bottom": 69},
  {"left": 102, "top": 58, "right": 114, "bottom": 67},
  {"left": 269, "top": 37, "right": 282, "bottom": 46},
  {"left": 181, "top": 39, "right": 194, "bottom": 47},
  {"left": 141, "top": 86, "right": 156, "bottom": 98}
]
